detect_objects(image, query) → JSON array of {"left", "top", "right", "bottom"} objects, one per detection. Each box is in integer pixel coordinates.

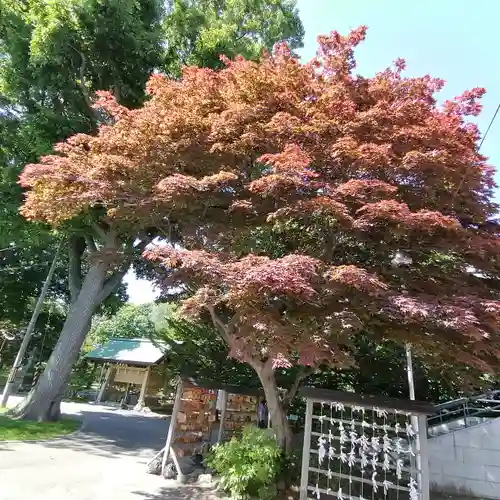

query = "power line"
[
  {"left": 479, "top": 102, "right": 500, "bottom": 151},
  {"left": 451, "top": 102, "right": 500, "bottom": 202}
]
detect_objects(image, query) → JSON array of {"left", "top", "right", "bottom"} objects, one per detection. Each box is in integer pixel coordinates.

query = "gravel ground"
[{"left": 0, "top": 397, "right": 223, "bottom": 500}]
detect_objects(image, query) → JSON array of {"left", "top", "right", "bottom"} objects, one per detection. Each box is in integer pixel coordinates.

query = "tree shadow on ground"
[
  {"left": 132, "top": 485, "right": 226, "bottom": 500},
  {"left": 32, "top": 407, "right": 170, "bottom": 461}
]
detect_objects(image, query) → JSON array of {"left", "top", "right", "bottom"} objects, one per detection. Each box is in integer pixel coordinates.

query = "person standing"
[
  {"left": 216, "top": 389, "right": 224, "bottom": 421},
  {"left": 257, "top": 399, "right": 268, "bottom": 428}
]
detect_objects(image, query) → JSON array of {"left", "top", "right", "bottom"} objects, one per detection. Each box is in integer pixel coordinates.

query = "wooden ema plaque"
[
  {"left": 172, "top": 384, "right": 217, "bottom": 457},
  {"left": 220, "top": 393, "right": 258, "bottom": 441}
]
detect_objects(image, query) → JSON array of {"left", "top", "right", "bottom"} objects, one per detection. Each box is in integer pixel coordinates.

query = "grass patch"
[{"left": 0, "top": 411, "right": 80, "bottom": 441}]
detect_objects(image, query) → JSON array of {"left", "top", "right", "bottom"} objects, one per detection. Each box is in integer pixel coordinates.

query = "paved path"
[{"left": 0, "top": 397, "right": 222, "bottom": 500}]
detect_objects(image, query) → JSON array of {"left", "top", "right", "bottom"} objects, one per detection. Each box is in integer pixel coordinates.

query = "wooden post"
[
  {"left": 98, "top": 364, "right": 105, "bottom": 388},
  {"left": 417, "top": 414, "right": 431, "bottom": 500},
  {"left": 406, "top": 344, "right": 429, "bottom": 499},
  {"left": 161, "top": 378, "right": 183, "bottom": 476},
  {"left": 299, "top": 398, "right": 313, "bottom": 500},
  {"left": 137, "top": 366, "right": 151, "bottom": 408},
  {"left": 217, "top": 390, "right": 228, "bottom": 443},
  {"left": 97, "top": 364, "right": 112, "bottom": 404},
  {"left": 122, "top": 383, "right": 131, "bottom": 406},
  {"left": 169, "top": 447, "right": 183, "bottom": 483},
  {"left": 1, "top": 242, "right": 62, "bottom": 407}
]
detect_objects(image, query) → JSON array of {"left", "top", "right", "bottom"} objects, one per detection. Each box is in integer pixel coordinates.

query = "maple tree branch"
[
  {"left": 137, "top": 231, "right": 154, "bottom": 250},
  {"left": 226, "top": 311, "right": 242, "bottom": 335},
  {"left": 262, "top": 357, "right": 274, "bottom": 372},
  {"left": 77, "top": 51, "right": 92, "bottom": 110},
  {"left": 248, "top": 358, "right": 265, "bottom": 374},
  {"left": 166, "top": 217, "right": 173, "bottom": 242},
  {"left": 68, "top": 236, "right": 86, "bottom": 303},
  {"left": 150, "top": 214, "right": 172, "bottom": 242},
  {"left": 68, "top": 44, "right": 98, "bottom": 131},
  {"left": 84, "top": 234, "right": 97, "bottom": 254},
  {"left": 282, "top": 365, "right": 315, "bottom": 410},
  {"left": 233, "top": 30, "right": 251, "bottom": 43},
  {"left": 91, "top": 221, "right": 111, "bottom": 242},
  {"left": 206, "top": 305, "right": 231, "bottom": 344},
  {"left": 113, "top": 79, "right": 121, "bottom": 104},
  {"left": 96, "top": 235, "right": 135, "bottom": 303},
  {"left": 97, "top": 258, "right": 132, "bottom": 304}
]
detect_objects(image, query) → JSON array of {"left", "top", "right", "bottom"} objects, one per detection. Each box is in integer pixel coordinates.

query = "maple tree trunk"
[
  {"left": 254, "top": 360, "right": 293, "bottom": 455},
  {"left": 10, "top": 260, "right": 109, "bottom": 421}
]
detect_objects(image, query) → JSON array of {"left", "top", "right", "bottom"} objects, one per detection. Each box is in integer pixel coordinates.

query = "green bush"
[{"left": 206, "top": 425, "right": 282, "bottom": 499}]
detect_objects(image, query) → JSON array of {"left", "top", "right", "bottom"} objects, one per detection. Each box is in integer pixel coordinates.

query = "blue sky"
[
  {"left": 296, "top": 0, "right": 500, "bottom": 187},
  {"left": 125, "top": 1, "right": 500, "bottom": 303}
]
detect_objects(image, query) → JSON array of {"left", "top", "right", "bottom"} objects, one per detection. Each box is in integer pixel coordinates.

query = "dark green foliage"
[
  {"left": 153, "top": 306, "right": 474, "bottom": 405},
  {"left": 0, "top": 0, "right": 162, "bottom": 329},
  {"left": 206, "top": 426, "right": 283, "bottom": 500},
  {"left": 86, "top": 303, "right": 157, "bottom": 350},
  {"left": 0, "top": 301, "right": 65, "bottom": 367},
  {"left": 152, "top": 305, "right": 259, "bottom": 385},
  {"left": 0, "top": 0, "right": 304, "bottom": 341}
]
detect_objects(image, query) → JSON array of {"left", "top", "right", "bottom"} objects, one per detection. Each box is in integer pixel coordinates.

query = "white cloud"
[{"left": 123, "top": 268, "right": 160, "bottom": 304}]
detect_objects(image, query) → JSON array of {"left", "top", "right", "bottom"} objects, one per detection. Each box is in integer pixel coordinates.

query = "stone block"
[
  {"left": 197, "top": 474, "right": 214, "bottom": 485},
  {"left": 430, "top": 472, "right": 444, "bottom": 486},
  {"left": 429, "top": 459, "right": 443, "bottom": 474},
  {"left": 465, "top": 478, "right": 500, "bottom": 499},
  {"left": 483, "top": 420, "right": 500, "bottom": 437},
  {"left": 439, "top": 474, "right": 469, "bottom": 492},
  {"left": 485, "top": 465, "right": 500, "bottom": 483},
  {"left": 454, "top": 445, "right": 463, "bottom": 462},
  {"left": 454, "top": 430, "right": 483, "bottom": 449},
  {"left": 441, "top": 461, "right": 486, "bottom": 481},
  {"left": 482, "top": 432, "right": 500, "bottom": 451},
  {"left": 463, "top": 447, "right": 500, "bottom": 466},
  {"left": 429, "top": 433, "right": 455, "bottom": 449}
]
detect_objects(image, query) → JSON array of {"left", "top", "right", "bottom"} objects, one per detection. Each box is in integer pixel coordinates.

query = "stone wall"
[{"left": 428, "top": 418, "right": 500, "bottom": 499}]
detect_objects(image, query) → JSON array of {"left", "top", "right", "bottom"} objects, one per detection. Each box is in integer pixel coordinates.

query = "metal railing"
[{"left": 427, "top": 391, "right": 500, "bottom": 438}]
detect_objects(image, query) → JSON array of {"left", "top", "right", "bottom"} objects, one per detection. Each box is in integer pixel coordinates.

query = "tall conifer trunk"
[
  {"left": 11, "top": 260, "right": 108, "bottom": 420},
  {"left": 10, "top": 231, "right": 131, "bottom": 421}
]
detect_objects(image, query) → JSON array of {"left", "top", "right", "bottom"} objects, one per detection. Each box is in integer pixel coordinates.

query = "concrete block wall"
[{"left": 428, "top": 418, "right": 500, "bottom": 499}]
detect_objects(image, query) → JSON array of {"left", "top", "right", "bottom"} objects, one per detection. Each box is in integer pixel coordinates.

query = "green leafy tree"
[
  {"left": 151, "top": 303, "right": 259, "bottom": 384},
  {"left": 1, "top": 0, "right": 164, "bottom": 419},
  {"left": 3, "top": 0, "right": 304, "bottom": 421},
  {"left": 85, "top": 303, "right": 157, "bottom": 350},
  {"left": 163, "top": 0, "right": 304, "bottom": 75}
]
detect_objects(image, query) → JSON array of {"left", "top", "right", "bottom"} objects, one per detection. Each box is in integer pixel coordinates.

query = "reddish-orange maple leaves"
[{"left": 20, "top": 27, "right": 500, "bottom": 376}]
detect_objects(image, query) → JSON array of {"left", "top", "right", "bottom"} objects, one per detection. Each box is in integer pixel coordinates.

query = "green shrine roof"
[{"left": 85, "top": 338, "right": 168, "bottom": 366}]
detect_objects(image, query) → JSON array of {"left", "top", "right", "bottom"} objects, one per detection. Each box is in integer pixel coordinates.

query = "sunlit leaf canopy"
[{"left": 20, "top": 27, "right": 500, "bottom": 372}]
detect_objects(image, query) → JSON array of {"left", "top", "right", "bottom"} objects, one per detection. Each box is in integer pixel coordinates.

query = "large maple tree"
[{"left": 20, "top": 27, "right": 500, "bottom": 449}]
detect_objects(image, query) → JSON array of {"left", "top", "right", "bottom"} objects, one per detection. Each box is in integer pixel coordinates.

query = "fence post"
[
  {"left": 161, "top": 378, "right": 183, "bottom": 476},
  {"left": 299, "top": 398, "right": 313, "bottom": 500},
  {"left": 96, "top": 364, "right": 112, "bottom": 403},
  {"left": 417, "top": 414, "right": 430, "bottom": 500},
  {"left": 216, "top": 390, "right": 228, "bottom": 443}
]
